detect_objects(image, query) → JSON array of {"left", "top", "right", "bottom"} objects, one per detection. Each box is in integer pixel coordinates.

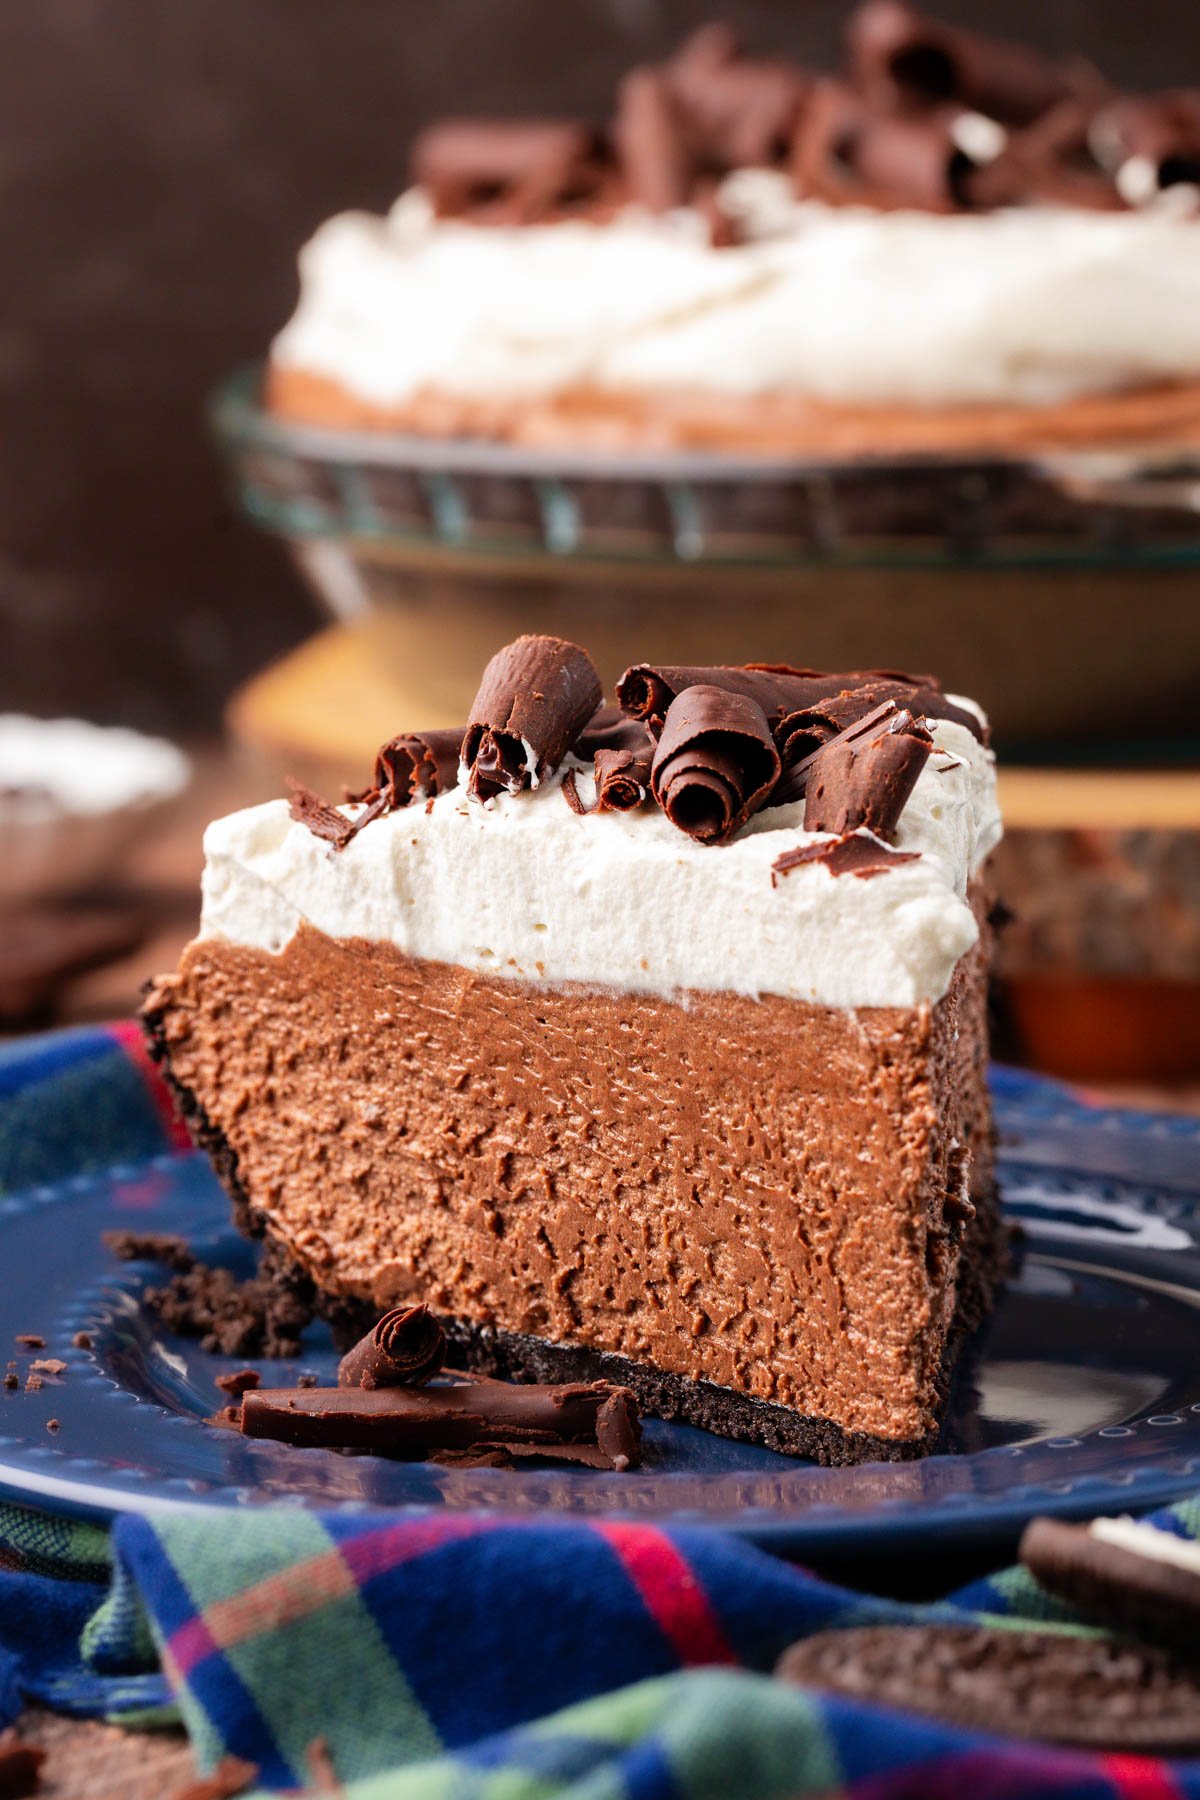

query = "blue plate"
[{"left": 1, "top": 1069, "right": 1198, "bottom": 1553}]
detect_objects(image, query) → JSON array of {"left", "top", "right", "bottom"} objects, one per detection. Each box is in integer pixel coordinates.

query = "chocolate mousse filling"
[{"left": 142, "top": 891, "right": 1000, "bottom": 1463}]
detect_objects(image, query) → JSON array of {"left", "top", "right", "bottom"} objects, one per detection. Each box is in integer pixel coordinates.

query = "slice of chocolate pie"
[{"left": 143, "top": 636, "right": 1004, "bottom": 1463}]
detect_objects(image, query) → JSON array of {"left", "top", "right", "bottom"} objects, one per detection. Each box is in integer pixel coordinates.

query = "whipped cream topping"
[
  {"left": 198, "top": 709, "right": 999, "bottom": 1009},
  {"left": 271, "top": 175, "right": 1200, "bottom": 412},
  {"left": 0, "top": 716, "right": 190, "bottom": 817}
]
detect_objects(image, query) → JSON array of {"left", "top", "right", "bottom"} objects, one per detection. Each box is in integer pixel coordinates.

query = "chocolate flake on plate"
[
  {"left": 14, "top": 1334, "right": 44, "bottom": 1350},
  {"left": 651, "top": 685, "right": 781, "bottom": 846},
  {"left": 337, "top": 1304, "right": 447, "bottom": 1390},
  {"left": 772, "top": 833, "right": 921, "bottom": 885},
  {"left": 239, "top": 1377, "right": 641, "bottom": 1469},
  {"left": 29, "top": 1358, "right": 66, "bottom": 1377},
  {"left": 215, "top": 1368, "right": 261, "bottom": 1397},
  {"left": 463, "top": 635, "right": 603, "bottom": 802}
]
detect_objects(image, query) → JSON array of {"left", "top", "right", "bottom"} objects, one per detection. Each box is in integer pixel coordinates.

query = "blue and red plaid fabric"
[{"left": 1, "top": 1024, "right": 1198, "bottom": 1799}]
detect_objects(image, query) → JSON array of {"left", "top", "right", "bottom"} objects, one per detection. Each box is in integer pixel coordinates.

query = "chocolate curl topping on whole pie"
[
  {"left": 373, "top": 728, "right": 464, "bottom": 809},
  {"left": 337, "top": 1304, "right": 447, "bottom": 1390},
  {"left": 238, "top": 1378, "right": 642, "bottom": 1470},
  {"left": 848, "top": 0, "right": 1073, "bottom": 127},
  {"left": 664, "top": 23, "right": 810, "bottom": 170},
  {"left": 411, "top": 119, "right": 609, "bottom": 224},
  {"left": 1090, "top": 91, "right": 1200, "bottom": 205},
  {"left": 462, "top": 634, "right": 603, "bottom": 802},
  {"left": 794, "top": 80, "right": 1020, "bottom": 212},
  {"left": 613, "top": 68, "right": 693, "bottom": 212},
  {"left": 651, "top": 685, "right": 781, "bottom": 846},
  {"left": 804, "top": 706, "right": 933, "bottom": 840},
  {"left": 772, "top": 833, "right": 921, "bottom": 885}
]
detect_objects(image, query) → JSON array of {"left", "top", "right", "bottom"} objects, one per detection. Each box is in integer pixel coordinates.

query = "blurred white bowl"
[{"left": 0, "top": 717, "right": 192, "bottom": 905}]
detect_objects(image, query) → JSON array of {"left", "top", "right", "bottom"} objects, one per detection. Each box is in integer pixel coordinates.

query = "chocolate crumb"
[
  {"left": 207, "top": 1404, "right": 244, "bottom": 1432},
  {"left": 2, "top": 1372, "right": 17, "bottom": 1391},
  {"left": 215, "top": 1368, "right": 261, "bottom": 1397},
  {"left": 104, "top": 1231, "right": 314, "bottom": 1357},
  {"left": 297, "top": 1372, "right": 319, "bottom": 1388},
  {"left": 72, "top": 1331, "right": 93, "bottom": 1350},
  {"left": 24, "top": 1375, "right": 42, "bottom": 1393},
  {"left": 102, "top": 1231, "right": 195, "bottom": 1271},
  {"left": 30, "top": 1358, "right": 66, "bottom": 1377},
  {"left": 46, "top": 1418, "right": 59, "bottom": 1433},
  {"left": 14, "top": 1334, "right": 44, "bottom": 1350},
  {"left": 168, "top": 1754, "right": 260, "bottom": 1800}
]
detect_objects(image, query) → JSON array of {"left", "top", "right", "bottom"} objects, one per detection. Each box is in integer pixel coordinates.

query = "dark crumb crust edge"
[{"left": 141, "top": 988, "right": 1006, "bottom": 1466}]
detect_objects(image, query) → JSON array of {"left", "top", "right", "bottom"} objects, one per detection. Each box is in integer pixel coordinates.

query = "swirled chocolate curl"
[
  {"left": 651, "top": 685, "right": 781, "bottom": 846},
  {"left": 618, "top": 663, "right": 852, "bottom": 737},
  {"left": 594, "top": 746, "right": 653, "bottom": 812},
  {"left": 239, "top": 1378, "right": 642, "bottom": 1470},
  {"left": 848, "top": 1, "right": 1073, "bottom": 127},
  {"left": 772, "top": 833, "right": 921, "bottom": 886},
  {"left": 373, "top": 729, "right": 464, "bottom": 809},
  {"left": 794, "top": 78, "right": 1010, "bottom": 212},
  {"left": 614, "top": 67, "right": 693, "bottom": 212},
  {"left": 463, "top": 635, "right": 603, "bottom": 802},
  {"left": 1091, "top": 92, "right": 1200, "bottom": 204},
  {"left": 773, "top": 677, "right": 980, "bottom": 804},
  {"left": 804, "top": 707, "right": 933, "bottom": 840},
  {"left": 412, "top": 119, "right": 608, "bottom": 224},
  {"left": 337, "top": 1304, "right": 447, "bottom": 1390}
]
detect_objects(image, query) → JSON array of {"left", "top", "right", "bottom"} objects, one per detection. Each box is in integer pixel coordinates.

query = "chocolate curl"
[
  {"left": 804, "top": 707, "right": 933, "bottom": 840},
  {"left": 337, "top": 1304, "right": 446, "bottom": 1390},
  {"left": 575, "top": 705, "right": 656, "bottom": 761},
  {"left": 614, "top": 68, "right": 693, "bottom": 211},
  {"left": 794, "top": 79, "right": 1004, "bottom": 211},
  {"left": 618, "top": 662, "right": 847, "bottom": 737},
  {"left": 772, "top": 833, "right": 920, "bottom": 886},
  {"left": 239, "top": 1379, "right": 642, "bottom": 1470},
  {"left": 665, "top": 24, "right": 809, "bottom": 169},
  {"left": 848, "top": 1, "right": 1072, "bottom": 127},
  {"left": 651, "top": 685, "right": 781, "bottom": 847},
  {"left": 1091, "top": 92, "right": 1200, "bottom": 203},
  {"left": 463, "top": 634, "right": 602, "bottom": 802},
  {"left": 593, "top": 745, "right": 653, "bottom": 812},
  {"left": 373, "top": 728, "right": 464, "bottom": 808},
  {"left": 774, "top": 678, "right": 981, "bottom": 804},
  {"left": 412, "top": 119, "right": 606, "bottom": 223}
]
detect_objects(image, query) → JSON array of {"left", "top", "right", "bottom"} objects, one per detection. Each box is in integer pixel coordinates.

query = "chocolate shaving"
[
  {"left": 772, "top": 833, "right": 921, "bottom": 885},
  {"left": 2, "top": 1373, "right": 17, "bottom": 1391},
  {"left": 239, "top": 1378, "right": 642, "bottom": 1469},
  {"left": 337, "top": 1304, "right": 447, "bottom": 1390},
  {"left": 848, "top": 1, "right": 1073, "bottom": 126},
  {"left": 614, "top": 68, "right": 693, "bottom": 212},
  {"left": 773, "top": 678, "right": 978, "bottom": 804},
  {"left": 651, "top": 685, "right": 780, "bottom": 846},
  {"left": 373, "top": 728, "right": 464, "bottom": 809},
  {"left": 286, "top": 779, "right": 388, "bottom": 853},
  {"left": 24, "top": 1376, "right": 42, "bottom": 1393},
  {"left": 45, "top": 1419, "right": 59, "bottom": 1434},
  {"left": 0, "top": 1732, "right": 45, "bottom": 1800},
  {"left": 412, "top": 119, "right": 607, "bottom": 224},
  {"left": 795, "top": 79, "right": 992, "bottom": 211},
  {"left": 14, "top": 1334, "right": 44, "bottom": 1350},
  {"left": 804, "top": 707, "right": 933, "bottom": 840},
  {"left": 560, "top": 769, "right": 589, "bottom": 815},
  {"left": 1091, "top": 91, "right": 1200, "bottom": 200},
  {"left": 463, "top": 635, "right": 602, "bottom": 801}
]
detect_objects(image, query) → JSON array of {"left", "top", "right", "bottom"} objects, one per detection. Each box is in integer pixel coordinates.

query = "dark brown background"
[{"left": 5, "top": 1, "right": 1198, "bottom": 734}]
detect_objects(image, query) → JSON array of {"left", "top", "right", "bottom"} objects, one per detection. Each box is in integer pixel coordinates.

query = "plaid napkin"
[{"left": 1, "top": 1025, "right": 1198, "bottom": 1798}]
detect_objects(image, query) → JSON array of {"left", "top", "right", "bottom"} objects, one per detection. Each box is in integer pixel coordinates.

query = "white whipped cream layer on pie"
[
  {"left": 198, "top": 708, "right": 1000, "bottom": 1009},
  {"left": 270, "top": 174, "right": 1200, "bottom": 412}
]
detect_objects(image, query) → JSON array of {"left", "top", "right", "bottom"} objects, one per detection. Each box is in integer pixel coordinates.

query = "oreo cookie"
[
  {"left": 1021, "top": 1514, "right": 1200, "bottom": 1658},
  {"left": 776, "top": 1622, "right": 1200, "bottom": 1754}
]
